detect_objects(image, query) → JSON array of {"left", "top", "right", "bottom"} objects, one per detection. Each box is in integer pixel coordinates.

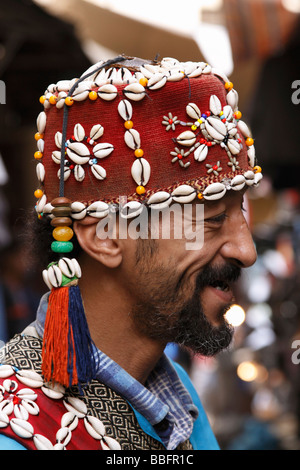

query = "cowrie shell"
[
  {"left": 57, "top": 167, "right": 71, "bottom": 182},
  {"left": 147, "top": 191, "right": 172, "bottom": 210},
  {"left": 14, "top": 404, "right": 29, "bottom": 421},
  {"left": 71, "top": 258, "right": 82, "bottom": 278},
  {"left": 101, "top": 436, "right": 121, "bottom": 450},
  {"left": 61, "top": 411, "right": 78, "bottom": 431},
  {"left": 176, "top": 131, "right": 196, "bottom": 147},
  {"left": 42, "top": 381, "right": 65, "bottom": 400},
  {"left": 231, "top": 174, "right": 246, "bottom": 191},
  {"left": 86, "top": 201, "right": 109, "bottom": 218},
  {"left": 209, "top": 95, "right": 222, "bottom": 116},
  {"left": 58, "top": 258, "right": 76, "bottom": 279},
  {"left": 186, "top": 103, "right": 201, "bottom": 120},
  {"left": 212, "top": 67, "right": 229, "bottom": 83},
  {"left": 244, "top": 170, "right": 255, "bottom": 186},
  {"left": 120, "top": 201, "right": 143, "bottom": 219},
  {"left": 56, "top": 80, "right": 71, "bottom": 92},
  {"left": 118, "top": 99, "right": 133, "bottom": 121},
  {"left": 90, "top": 124, "right": 104, "bottom": 141},
  {"left": 171, "top": 185, "right": 196, "bottom": 204},
  {"left": 0, "top": 365, "right": 14, "bottom": 378},
  {"left": 131, "top": 158, "right": 151, "bottom": 186},
  {"left": 16, "top": 388, "right": 37, "bottom": 401},
  {"left": 74, "top": 123, "right": 85, "bottom": 142},
  {"left": 167, "top": 71, "right": 185, "bottom": 82},
  {"left": 254, "top": 172, "right": 263, "bottom": 185},
  {"left": 0, "top": 410, "right": 9, "bottom": 428},
  {"left": 63, "top": 396, "right": 87, "bottom": 418},
  {"left": 205, "top": 117, "right": 227, "bottom": 140},
  {"left": 123, "top": 83, "right": 146, "bottom": 101},
  {"left": 36, "top": 163, "right": 45, "bottom": 183},
  {"left": 124, "top": 128, "right": 141, "bottom": 150},
  {"left": 238, "top": 120, "right": 251, "bottom": 138},
  {"left": 97, "top": 84, "right": 118, "bottom": 101},
  {"left": 47, "top": 264, "right": 62, "bottom": 288},
  {"left": 74, "top": 164, "right": 85, "bottom": 182},
  {"left": 187, "top": 65, "right": 203, "bottom": 78},
  {"left": 226, "top": 89, "right": 239, "bottom": 111},
  {"left": 35, "top": 194, "right": 47, "bottom": 213},
  {"left": 0, "top": 400, "right": 13, "bottom": 415},
  {"left": 93, "top": 142, "right": 114, "bottom": 159},
  {"left": 37, "top": 111, "right": 46, "bottom": 134},
  {"left": 37, "top": 138, "right": 44, "bottom": 152},
  {"left": 194, "top": 144, "right": 208, "bottom": 162},
  {"left": 203, "top": 182, "right": 226, "bottom": 200},
  {"left": 227, "top": 139, "right": 241, "bottom": 155},
  {"left": 84, "top": 415, "right": 105, "bottom": 440},
  {"left": 66, "top": 142, "right": 90, "bottom": 165},
  {"left": 33, "top": 434, "right": 54, "bottom": 450},
  {"left": 147, "top": 73, "right": 167, "bottom": 90},
  {"left": 71, "top": 202, "right": 87, "bottom": 220},
  {"left": 56, "top": 427, "right": 72, "bottom": 446},
  {"left": 52, "top": 150, "right": 61, "bottom": 164},
  {"left": 3, "top": 379, "right": 17, "bottom": 393},
  {"left": 222, "top": 105, "right": 233, "bottom": 121},
  {"left": 91, "top": 164, "right": 107, "bottom": 181},
  {"left": 247, "top": 145, "right": 256, "bottom": 167},
  {"left": 16, "top": 369, "right": 44, "bottom": 388},
  {"left": 42, "top": 269, "right": 52, "bottom": 290},
  {"left": 10, "top": 418, "right": 34, "bottom": 439},
  {"left": 55, "top": 131, "right": 62, "bottom": 149}
]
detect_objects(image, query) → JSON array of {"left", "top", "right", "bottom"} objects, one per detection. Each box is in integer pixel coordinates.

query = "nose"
[{"left": 220, "top": 214, "right": 257, "bottom": 268}]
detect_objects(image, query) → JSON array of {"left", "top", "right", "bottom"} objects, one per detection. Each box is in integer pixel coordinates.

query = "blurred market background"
[{"left": 0, "top": 0, "right": 299, "bottom": 450}]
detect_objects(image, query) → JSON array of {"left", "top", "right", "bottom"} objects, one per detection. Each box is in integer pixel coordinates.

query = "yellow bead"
[
  {"left": 253, "top": 165, "right": 262, "bottom": 173},
  {"left": 39, "top": 95, "right": 46, "bottom": 104},
  {"left": 124, "top": 120, "right": 133, "bottom": 129},
  {"left": 89, "top": 91, "right": 98, "bottom": 101},
  {"left": 34, "top": 151, "right": 43, "bottom": 160},
  {"left": 136, "top": 185, "right": 146, "bottom": 195},
  {"left": 191, "top": 124, "right": 197, "bottom": 131},
  {"left": 49, "top": 95, "right": 57, "bottom": 105},
  {"left": 34, "top": 132, "right": 44, "bottom": 141},
  {"left": 34, "top": 189, "right": 43, "bottom": 199},
  {"left": 134, "top": 148, "right": 144, "bottom": 158},
  {"left": 245, "top": 137, "right": 254, "bottom": 147},
  {"left": 225, "top": 81, "right": 234, "bottom": 90},
  {"left": 65, "top": 97, "right": 74, "bottom": 106},
  {"left": 139, "top": 77, "right": 148, "bottom": 87},
  {"left": 52, "top": 226, "right": 74, "bottom": 242}
]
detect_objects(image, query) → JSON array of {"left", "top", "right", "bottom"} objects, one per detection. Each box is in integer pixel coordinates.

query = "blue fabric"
[{"left": 0, "top": 435, "right": 26, "bottom": 450}]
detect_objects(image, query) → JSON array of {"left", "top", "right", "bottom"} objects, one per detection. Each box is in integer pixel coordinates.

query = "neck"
[{"left": 78, "top": 256, "right": 165, "bottom": 384}]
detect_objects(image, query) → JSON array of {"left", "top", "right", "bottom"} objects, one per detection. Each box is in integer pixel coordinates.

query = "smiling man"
[{"left": 0, "top": 56, "right": 262, "bottom": 450}]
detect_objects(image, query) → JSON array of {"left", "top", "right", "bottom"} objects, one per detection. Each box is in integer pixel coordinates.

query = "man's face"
[{"left": 125, "top": 189, "right": 257, "bottom": 356}]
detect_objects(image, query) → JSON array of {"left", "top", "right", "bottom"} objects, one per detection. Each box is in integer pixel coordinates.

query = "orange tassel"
[{"left": 42, "top": 287, "right": 78, "bottom": 387}]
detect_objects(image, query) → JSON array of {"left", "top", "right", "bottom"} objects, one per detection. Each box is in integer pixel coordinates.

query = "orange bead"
[
  {"left": 52, "top": 226, "right": 74, "bottom": 242},
  {"left": 65, "top": 97, "right": 74, "bottom": 106},
  {"left": 39, "top": 95, "right": 46, "bottom": 104},
  {"left": 124, "top": 120, "right": 133, "bottom": 129},
  {"left": 34, "top": 151, "right": 43, "bottom": 160},
  {"left": 197, "top": 192, "right": 204, "bottom": 200},
  {"left": 225, "top": 81, "right": 234, "bottom": 90},
  {"left": 245, "top": 137, "right": 254, "bottom": 147},
  {"left": 134, "top": 148, "right": 144, "bottom": 158},
  {"left": 34, "top": 189, "right": 43, "bottom": 199},
  {"left": 34, "top": 132, "right": 44, "bottom": 141},
  {"left": 253, "top": 165, "right": 262, "bottom": 173},
  {"left": 136, "top": 185, "right": 146, "bottom": 195},
  {"left": 49, "top": 95, "right": 57, "bottom": 105},
  {"left": 234, "top": 111, "right": 242, "bottom": 120},
  {"left": 139, "top": 77, "right": 148, "bottom": 87},
  {"left": 89, "top": 91, "right": 98, "bottom": 101}
]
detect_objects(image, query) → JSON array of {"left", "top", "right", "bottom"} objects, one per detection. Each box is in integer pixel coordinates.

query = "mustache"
[{"left": 195, "top": 263, "right": 241, "bottom": 291}]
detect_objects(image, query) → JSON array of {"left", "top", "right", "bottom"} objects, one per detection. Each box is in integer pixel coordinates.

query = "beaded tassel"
[{"left": 42, "top": 197, "right": 96, "bottom": 388}]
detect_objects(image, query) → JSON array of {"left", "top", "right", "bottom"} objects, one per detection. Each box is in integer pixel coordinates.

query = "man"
[{"left": 0, "top": 56, "right": 262, "bottom": 450}]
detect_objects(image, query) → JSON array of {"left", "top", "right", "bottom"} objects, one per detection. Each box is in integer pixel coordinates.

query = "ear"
[{"left": 73, "top": 216, "right": 123, "bottom": 269}]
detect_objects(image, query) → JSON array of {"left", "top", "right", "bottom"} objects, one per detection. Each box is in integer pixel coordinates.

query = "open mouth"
[{"left": 208, "top": 280, "right": 231, "bottom": 292}]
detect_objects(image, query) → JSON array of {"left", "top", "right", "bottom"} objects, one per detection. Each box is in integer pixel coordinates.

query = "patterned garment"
[{"left": 0, "top": 334, "right": 193, "bottom": 450}]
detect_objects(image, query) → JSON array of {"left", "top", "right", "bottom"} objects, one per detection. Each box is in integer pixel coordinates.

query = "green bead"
[{"left": 51, "top": 241, "right": 73, "bottom": 253}]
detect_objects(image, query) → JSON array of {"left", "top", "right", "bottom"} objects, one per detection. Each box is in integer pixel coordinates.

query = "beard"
[{"left": 130, "top": 255, "right": 240, "bottom": 357}]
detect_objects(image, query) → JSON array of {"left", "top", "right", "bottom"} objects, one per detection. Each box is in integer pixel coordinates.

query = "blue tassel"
[{"left": 68, "top": 285, "right": 97, "bottom": 387}]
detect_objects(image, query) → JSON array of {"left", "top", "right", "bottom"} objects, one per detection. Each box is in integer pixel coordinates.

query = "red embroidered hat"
[
  {"left": 34, "top": 55, "right": 262, "bottom": 220},
  {"left": 33, "top": 56, "right": 263, "bottom": 388}
]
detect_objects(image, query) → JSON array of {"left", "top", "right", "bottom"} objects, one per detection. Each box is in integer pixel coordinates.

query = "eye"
[{"left": 205, "top": 212, "right": 228, "bottom": 225}]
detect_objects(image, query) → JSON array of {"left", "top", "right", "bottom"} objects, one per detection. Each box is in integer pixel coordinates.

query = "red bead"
[
  {"left": 178, "top": 154, "right": 182, "bottom": 160},
  {"left": 213, "top": 165, "right": 218, "bottom": 171},
  {"left": 207, "top": 142, "right": 212, "bottom": 147},
  {"left": 69, "top": 164, "right": 74, "bottom": 170},
  {"left": 168, "top": 119, "right": 173, "bottom": 124},
  {"left": 200, "top": 138, "right": 206, "bottom": 144}
]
